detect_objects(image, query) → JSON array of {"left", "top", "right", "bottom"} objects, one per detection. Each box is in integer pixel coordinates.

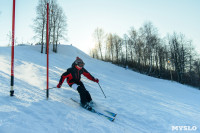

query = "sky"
[{"left": 0, "top": 0, "right": 200, "bottom": 54}]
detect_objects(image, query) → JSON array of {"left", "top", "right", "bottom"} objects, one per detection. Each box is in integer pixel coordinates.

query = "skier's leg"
[
  {"left": 85, "top": 90, "right": 92, "bottom": 102},
  {"left": 77, "top": 86, "right": 87, "bottom": 105},
  {"left": 78, "top": 82, "right": 92, "bottom": 102}
]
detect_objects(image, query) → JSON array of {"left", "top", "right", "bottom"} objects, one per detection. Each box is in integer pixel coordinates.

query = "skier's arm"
[
  {"left": 57, "top": 71, "right": 70, "bottom": 88},
  {"left": 83, "top": 68, "right": 99, "bottom": 83}
]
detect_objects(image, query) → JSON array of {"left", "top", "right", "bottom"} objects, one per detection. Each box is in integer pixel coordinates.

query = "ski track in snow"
[{"left": 0, "top": 45, "right": 200, "bottom": 133}]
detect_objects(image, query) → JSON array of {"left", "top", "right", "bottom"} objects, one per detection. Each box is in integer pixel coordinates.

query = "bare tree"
[
  {"left": 112, "top": 34, "right": 122, "bottom": 63},
  {"left": 7, "top": 31, "right": 12, "bottom": 46},
  {"left": 6, "top": 31, "right": 17, "bottom": 46},
  {"left": 55, "top": 7, "right": 67, "bottom": 52},
  {"left": 93, "top": 28, "right": 105, "bottom": 60},
  {"left": 193, "top": 59, "right": 200, "bottom": 87},
  {"left": 90, "top": 47, "right": 99, "bottom": 59},
  {"left": 139, "top": 22, "right": 159, "bottom": 75},
  {"left": 187, "top": 41, "right": 196, "bottom": 83},
  {"left": 33, "top": 0, "right": 47, "bottom": 53},
  {"left": 105, "top": 33, "right": 114, "bottom": 62},
  {"left": 128, "top": 27, "right": 139, "bottom": 66},
  {"left": 168, "top": 33, "right": 192, "bottom": 83},
  {"left": 123, "top": 34, "right": 129, "bottom": 66},
  {"left": 33, "top": 0, "right": 67, "bottom": 53}
]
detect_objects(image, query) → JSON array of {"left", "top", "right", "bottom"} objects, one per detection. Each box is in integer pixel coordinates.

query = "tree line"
[
  {"left": 90, "top": 22, "right": 200, "bottom": 89},
  {"left": 33, "top": 0, "right": 67, "bottom": 53}
]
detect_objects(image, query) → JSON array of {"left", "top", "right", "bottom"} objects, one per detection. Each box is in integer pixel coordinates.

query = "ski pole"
[
  {"left": 44, "top": 87, "right": 57, "bottom": 90},
  {"left": 49, "top": 87, "right": 57, "bottom": 89},
  {"left": 98, "top": 83, "right": 106, "bottom": 98}
]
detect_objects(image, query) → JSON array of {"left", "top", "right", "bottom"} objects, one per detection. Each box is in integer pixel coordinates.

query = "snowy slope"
[{"left": 0, "top": 45, "right": 200, "bottom": 133}]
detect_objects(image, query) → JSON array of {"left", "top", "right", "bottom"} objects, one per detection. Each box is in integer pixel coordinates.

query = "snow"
[{"left": 0, "top": 45, "right": 200, "bottom": 133}]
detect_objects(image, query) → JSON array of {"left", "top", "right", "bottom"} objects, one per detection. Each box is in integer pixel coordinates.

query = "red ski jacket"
[{"left": 58, "top": 63, "right": 96, "bottom": 87}]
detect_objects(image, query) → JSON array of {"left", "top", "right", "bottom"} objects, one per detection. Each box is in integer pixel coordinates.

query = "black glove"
[{"left": 94, "top": 78, "right": 99, "bottom": 83}]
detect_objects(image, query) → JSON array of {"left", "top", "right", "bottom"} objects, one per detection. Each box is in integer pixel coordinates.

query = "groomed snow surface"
[{"left": 0, "top": 45, "right": 200, "bottom": 133}]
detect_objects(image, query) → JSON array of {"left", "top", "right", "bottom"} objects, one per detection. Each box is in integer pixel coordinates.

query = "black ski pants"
[{"left": 76, "top": 82, "right": 92, "bottom": 105}]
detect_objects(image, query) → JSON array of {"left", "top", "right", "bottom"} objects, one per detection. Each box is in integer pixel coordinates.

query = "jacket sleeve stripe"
[
  {"left": 59, "top": 72, "right": 71, "bottom": 86},
  {"left": 83, "top": 71, "right": 95, "bottom": 81}
]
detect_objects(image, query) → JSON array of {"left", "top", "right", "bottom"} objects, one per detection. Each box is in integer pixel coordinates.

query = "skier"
[{"left": 57, "top": 57, "right": 99, "bottom": 111}]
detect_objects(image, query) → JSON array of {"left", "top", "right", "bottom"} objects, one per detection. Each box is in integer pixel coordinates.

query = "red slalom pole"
[
  {"left": 10, "top": 0, "right": 16, "bottom": 96},
  {"left": 46, "top": 3, "right": 49, "bottom": 99}
]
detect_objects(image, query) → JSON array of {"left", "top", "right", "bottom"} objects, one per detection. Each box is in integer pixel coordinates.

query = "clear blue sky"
[{"left": 0, "top": 0, "right": 200, "bottom": 54}]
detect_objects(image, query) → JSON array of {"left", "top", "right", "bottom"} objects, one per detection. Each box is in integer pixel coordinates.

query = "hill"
[{"left": 0, "top": 45, "right": 200, "bottom": 133}]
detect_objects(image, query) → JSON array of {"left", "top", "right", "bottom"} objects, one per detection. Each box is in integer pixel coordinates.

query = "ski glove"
[
  {"left": 57, "top": 83, "right": 62, "bottom": 88},
  {"left": 94, "top": 78, "right": 99, "bottom": 83}
]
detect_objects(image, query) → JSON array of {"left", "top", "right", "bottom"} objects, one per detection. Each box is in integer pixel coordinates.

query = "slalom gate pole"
[
  {"left": 10, "top": 0, "right": 16, "bottom": 96},
  {"left": 46, "top": 2, "right": 49, "bottom": 99},
  {"left": 98, "top": 83, "right": 106, "bottom": 98}
]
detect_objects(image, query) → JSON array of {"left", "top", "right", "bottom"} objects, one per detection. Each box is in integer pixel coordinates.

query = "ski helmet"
[{"left": 75, "top": 57, "right": 85, "bottom": 67}]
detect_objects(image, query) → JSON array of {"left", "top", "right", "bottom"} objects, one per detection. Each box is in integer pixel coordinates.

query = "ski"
[
  {"left": 104, "top": 110, "right": 117, "bottom": 117},
  {"left": 93, "top": 110, "right": 115, "bottom": 122},
  {"left": 70, "top": 98, "right": 115, "bottom": 122}
]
